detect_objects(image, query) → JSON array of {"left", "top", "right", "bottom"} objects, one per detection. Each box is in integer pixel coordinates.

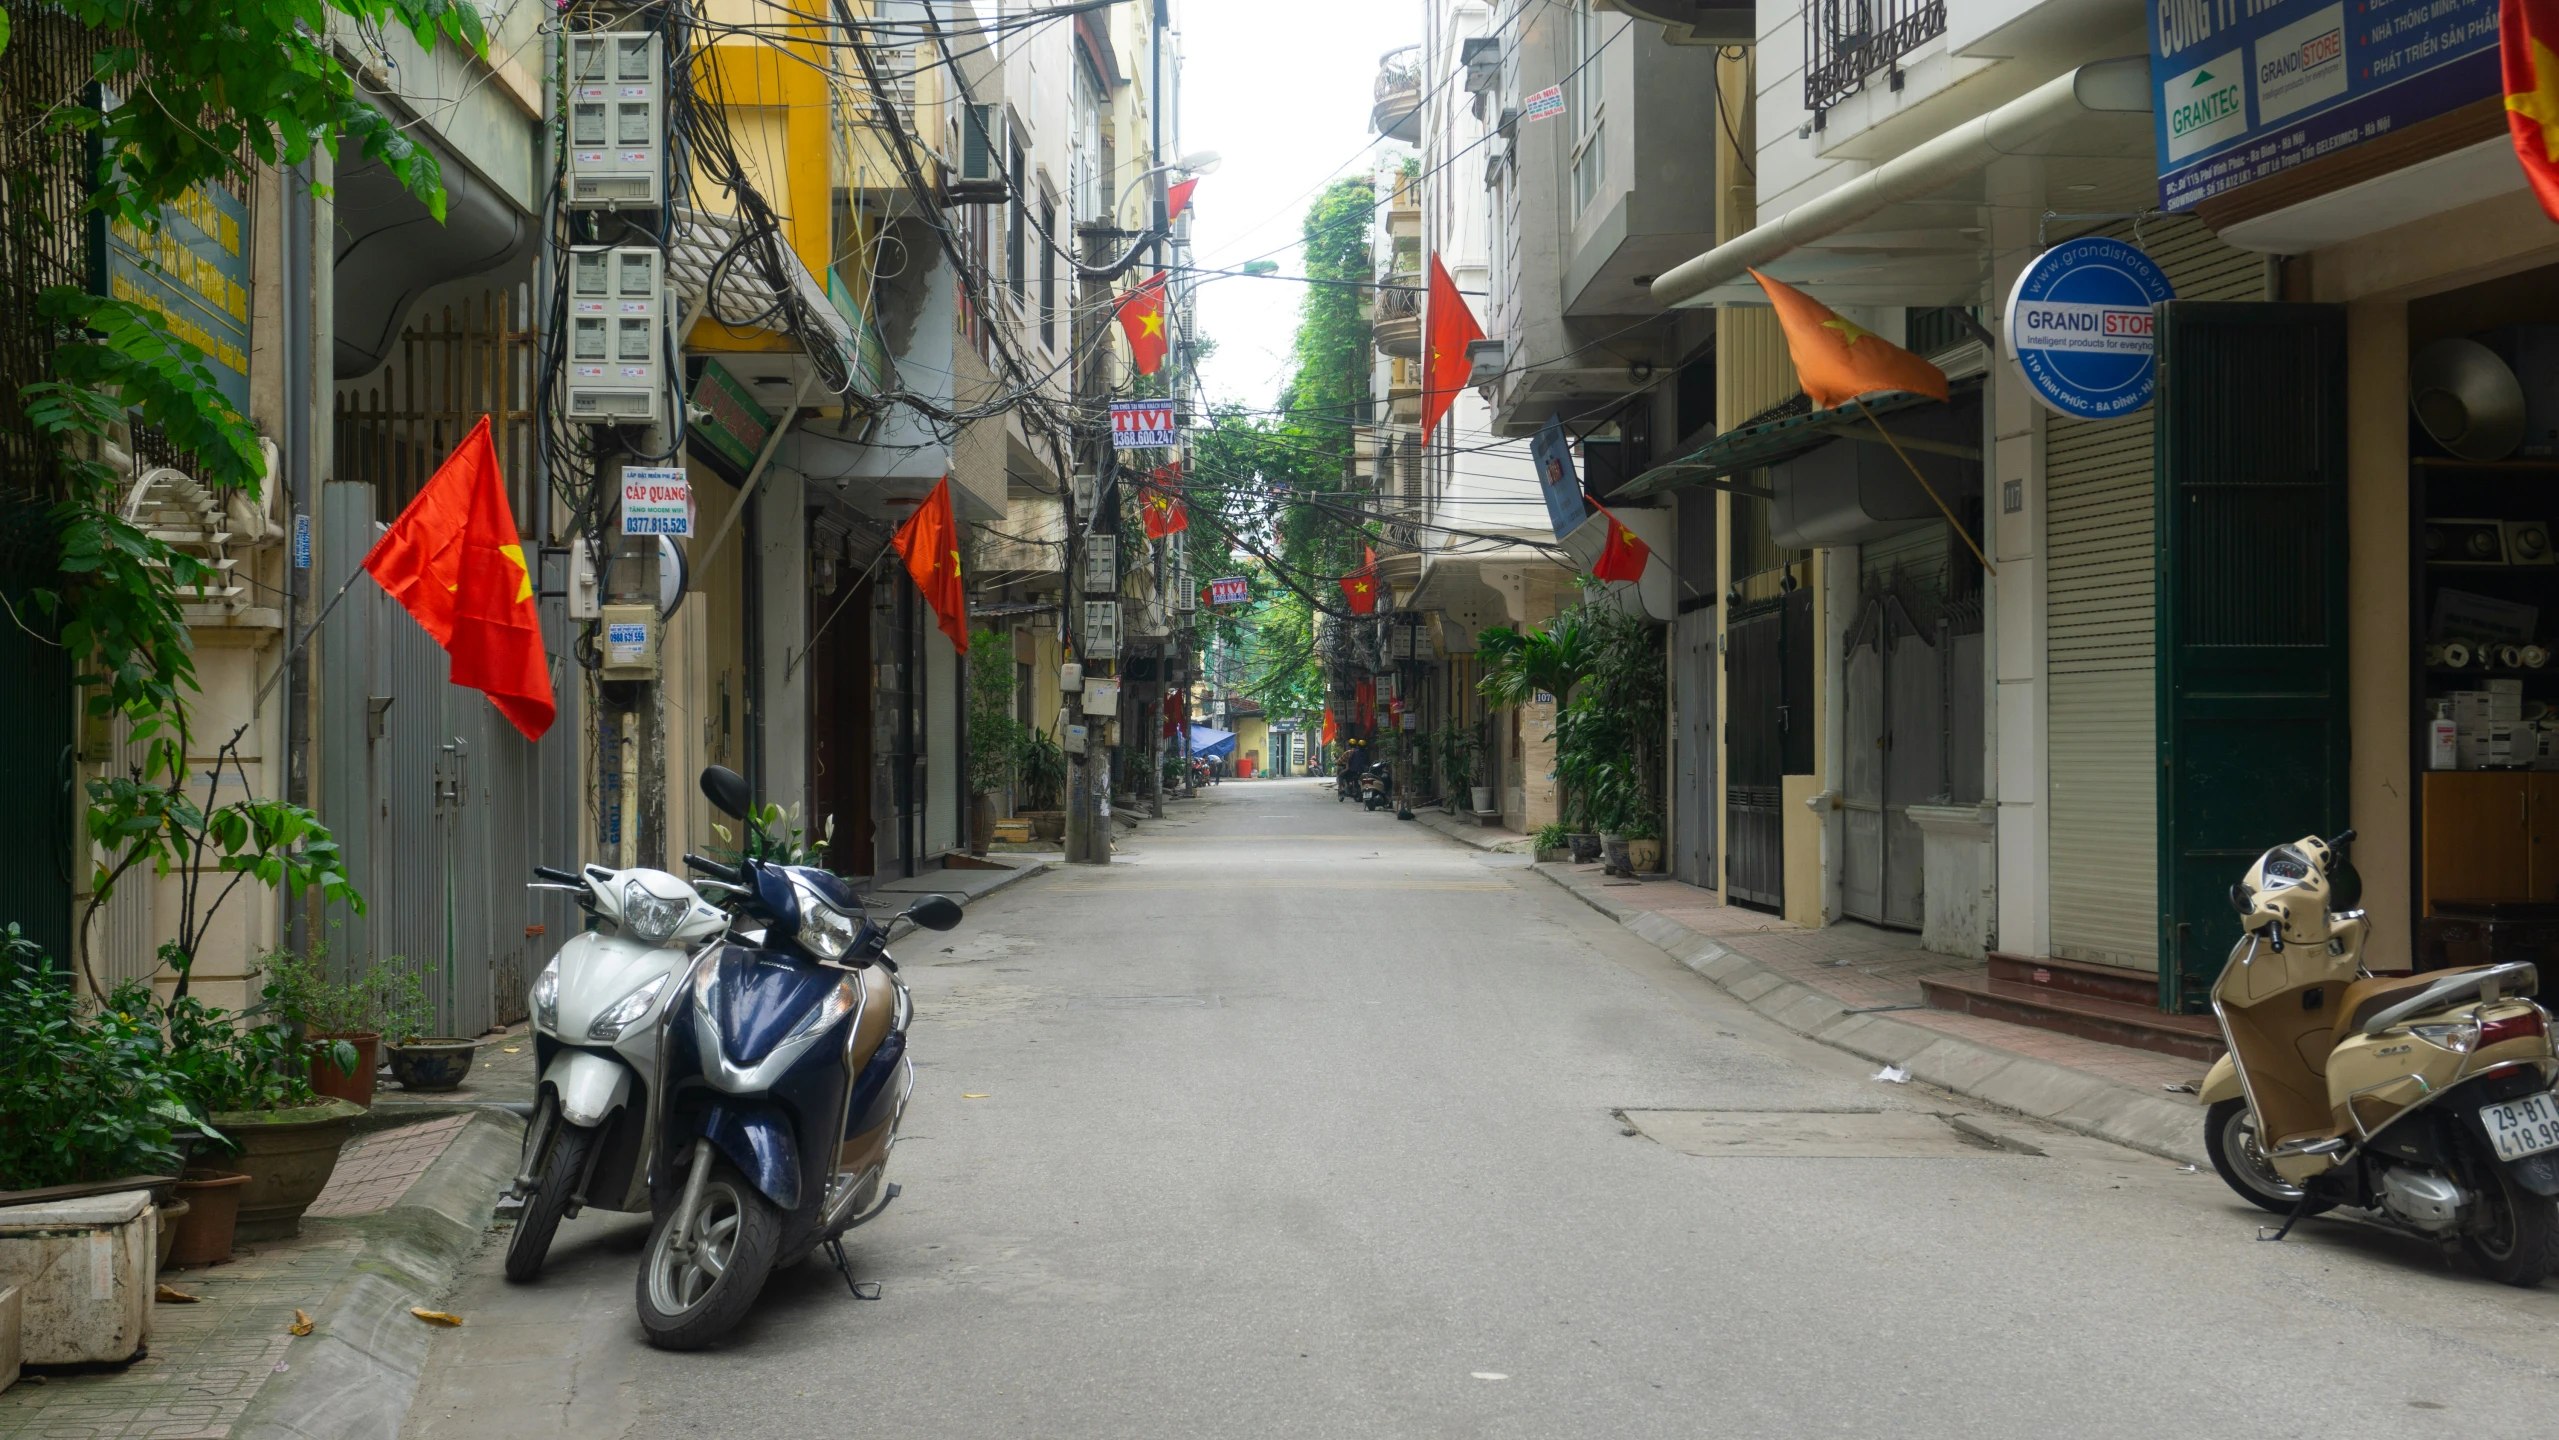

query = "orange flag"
[
  {"left": 1588, "top": 503, "right": 1650, "bottom": 583},
  {"left": 364, "top": 417, "right": 554, "bottom": 741},
  {"left": 893, "top": 476, "right": 968, "bottom": 654},
  {"left": 2506, "top": 0, "right": 2559, "bottom": 220},
  {"left": 1749, "top": 268, "right": 1948, "bottom": 410},
  {"left": 1116, "top": 271, "right": 1170, "bottom": 375},
  {"left": 1421, "top": 254, "right": 1483, "bottom": 442}
]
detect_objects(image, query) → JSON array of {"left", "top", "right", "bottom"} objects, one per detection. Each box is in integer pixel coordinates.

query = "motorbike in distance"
[
  {"left": 504, "top": 862, "right": 730, "bottom": 1280},
  {"left": 633, "top": 765, "right": 963, "bottom": 1349},
  {"left": 2200, "top": 830, "right": 2559, "bottom": 1284}
]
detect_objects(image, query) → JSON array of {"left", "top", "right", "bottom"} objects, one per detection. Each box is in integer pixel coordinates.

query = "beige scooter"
[{"left": 2197, "top": 831, "right": 2559, "bottom": 1284}]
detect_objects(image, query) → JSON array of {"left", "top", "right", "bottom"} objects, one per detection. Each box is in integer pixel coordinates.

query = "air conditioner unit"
[
  {"left": 1465, "top": 337, "right": 1508, "bottom": 388},
  {"left": 567, "top": 32, "right": 663, "bottom": 208},
  {"left": 1460, "top": 38, "right": 1501, "bottom": 94},
  {"left": 948, "top": 103, "right": 1008, "bottom": 203},
  {"left": 563, "top": 246, "right": 668, "bottom": 427}
]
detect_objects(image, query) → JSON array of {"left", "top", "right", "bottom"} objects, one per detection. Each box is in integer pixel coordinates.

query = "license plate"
[{"left": 2480, "top": 1092, "right": 2559, "bottom": 1162}]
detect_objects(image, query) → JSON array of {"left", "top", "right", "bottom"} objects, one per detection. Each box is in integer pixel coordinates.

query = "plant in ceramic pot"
[
  {"left": 163, "top": 979, "right": 364, "bottom": 1242},
  {"left": 259, "top": 949, "right": 431, "bottom": 1109},
  {"left": 0, "top": 937, "right": 216, "bottom": 1197}
]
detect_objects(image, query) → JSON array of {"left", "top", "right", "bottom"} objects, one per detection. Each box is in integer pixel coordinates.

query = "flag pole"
[
  {"left": 1865, "top": 413, "right": 1996, "bottom": 578},
  {"left": 251, "top": 569, "right": 367, "bottom": 715}
]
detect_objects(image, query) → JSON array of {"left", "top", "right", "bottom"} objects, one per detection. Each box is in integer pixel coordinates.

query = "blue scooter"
[{"left": 635, "top": 765, "right": 962, "bottom": 1350}]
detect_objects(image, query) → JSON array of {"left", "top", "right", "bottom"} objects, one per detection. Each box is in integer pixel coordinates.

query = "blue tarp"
[{"left": 1187, "top": 724, "right": 1236, "bottom": 761}]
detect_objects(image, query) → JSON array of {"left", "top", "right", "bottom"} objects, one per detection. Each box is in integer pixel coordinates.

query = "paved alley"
[{"left": 403, "top": 783, "right": 2559, "bottom": 1439}]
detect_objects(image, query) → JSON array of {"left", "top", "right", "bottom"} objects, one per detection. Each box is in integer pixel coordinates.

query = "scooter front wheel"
[
  {"left": 636, "top": 1158, "right": 782, "bottom": 1349},
  {"left": 2460, "top": 1145, "right": 2559, "bottom": 1287},
  {"left": 2204, "top": 1099, "right": 2334, "bottom": 1217},
  {"left": 502, "top": 1122, "right": 596, "bottom": 1282}
]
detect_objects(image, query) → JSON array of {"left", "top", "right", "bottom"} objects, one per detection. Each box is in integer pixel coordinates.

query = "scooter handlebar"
[
  {"left": 533, "top": 865, "right": 582, "bottom": 885},
  {"left": 683, "top": 853, "right": 743, "bottom": 884}
]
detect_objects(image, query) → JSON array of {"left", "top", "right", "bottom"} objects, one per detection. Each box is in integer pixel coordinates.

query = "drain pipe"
[{"left": 281, "top": 158, "right": 316, "bottom": 957}]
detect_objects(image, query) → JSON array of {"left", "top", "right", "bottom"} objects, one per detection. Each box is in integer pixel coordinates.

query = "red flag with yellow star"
[
  {"left": 2507, "top": 1, "right": 2559, "bottom": 220},
  {"left": 1339, "top": 546, "right": 1380, "bottom": 615},
  {"left": 1588, "top": 502, "right": 1651, "bottom": 584},
  {"left": 1750, "top": 268, "right": 1948, "bottom": 410},
  {"left": 893, "top": 476, "right": 969, "bottom": 654},
  {"left": 364, "top": 416, "right": 554, "bottom": 741},
  {"left": 1116, "top": 271, "right": 1171, "bottom": 375},
  {"left": 1140, "top": 467, "right": 1189, "bottom": 538},
  {"left": 1421, "top": 254, "right": 1483, "bottom": 443}
]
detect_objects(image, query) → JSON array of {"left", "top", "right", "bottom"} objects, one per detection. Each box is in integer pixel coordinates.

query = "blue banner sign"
[
  {"left": 2003, "top": 238, "right": 2177, "bottom": 419},
  {"left": 2151, "top": 0, "right": 2501, "bottom": 213}
]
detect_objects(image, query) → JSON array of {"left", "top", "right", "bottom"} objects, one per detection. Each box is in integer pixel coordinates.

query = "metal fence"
[{"left": 1803, "top": 0, "right": 1947, "bottom": 117}]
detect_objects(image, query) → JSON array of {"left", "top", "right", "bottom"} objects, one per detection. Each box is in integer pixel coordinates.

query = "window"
[
  {"left": 1007, "top": 132, "right": 1027, "bottom": 303},
  {"left": 1568, "top": 1, "right": 1606, "bottom": 215},
  {"left": 1040, "top": 195, "right": 1058, "bottom": 350}
]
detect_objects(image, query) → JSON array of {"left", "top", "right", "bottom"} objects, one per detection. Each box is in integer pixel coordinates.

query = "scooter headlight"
[
  {"left": 622, "top": 879, "right": 687, "bottom": 945},
  {"left": 530, "top": 958, "right": 561, "bottom": 1035},
  {"left": 789, "top": 874, "right": 858, "bottom": 961},
  {"left": 586, "top": 973, "right": 669, "bottom": 1042},
  {"left": 2410, "top": 1021, "right": 2479, "bottom": 1054}
]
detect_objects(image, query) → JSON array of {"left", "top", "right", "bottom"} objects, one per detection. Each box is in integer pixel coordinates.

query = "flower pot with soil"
[
  {"left": 1626, "top": 837, "right": 1662, "bottom": 874},
  {"left": 207, "top": 1099, "right": 363, "bottom": 1241},
  {"left": 1471, "top": 785, "right": 1495, "bottom": 813},
  {"left": 152, "top": 1195, "right": 190, "bottom": 1273},
  {"left": 1568, "top": 832, "right": 1602, "bottom": 865},
  {"left": 166, "top": 1171, "right": 248, "bottom": 1266},
  {"left": 386, "top": 1038, "right": 480, "bottom": 1091},
  {"left": 307, "top": 1031, "right": 380, "bottom": 1108}
]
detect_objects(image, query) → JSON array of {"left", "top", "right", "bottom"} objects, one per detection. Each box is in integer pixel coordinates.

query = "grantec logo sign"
[{"left": 2164, "top": 51, "right": 2247, "bottom": 162}]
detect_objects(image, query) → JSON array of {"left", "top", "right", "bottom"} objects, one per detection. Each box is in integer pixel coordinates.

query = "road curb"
[
  {"left": 1515, "top": 860, "right": 2210, "bottom": 1168},
  {"left": 1407, "top": 807, "right": 1528, "bottom": 854},
  {"left": 236, "top": 1109, "right": 524, "bottom": 1440}
]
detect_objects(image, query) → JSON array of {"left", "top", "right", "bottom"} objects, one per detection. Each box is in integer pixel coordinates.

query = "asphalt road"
[{"left": 405, "top": 780, "right": 2559, "bottom": 1439}]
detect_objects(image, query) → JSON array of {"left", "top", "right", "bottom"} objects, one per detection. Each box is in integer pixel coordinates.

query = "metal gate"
[
  {"left": 1725, "top": 591, "right": 1808, "bottom": 910},
  {"left": 1842, "top": 530, "right": 1986, "bottom": 929}
]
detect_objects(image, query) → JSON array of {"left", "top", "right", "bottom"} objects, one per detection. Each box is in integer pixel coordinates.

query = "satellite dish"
[{"left": 2411, "top": 338, "right": 2526, "bottom": 461}]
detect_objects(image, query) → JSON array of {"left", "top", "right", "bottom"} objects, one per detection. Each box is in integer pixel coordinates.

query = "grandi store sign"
[{"left": 2151, "top": 0, "right": 2501, "bottom": 212}]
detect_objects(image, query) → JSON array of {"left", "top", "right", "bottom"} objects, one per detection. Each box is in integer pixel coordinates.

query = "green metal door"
[
  {"left": 0, "top": 569, "right": 75, "bottom": 975},
  {"left": 2154, "top": 302, "right": 2350, "bottom": 1011}
]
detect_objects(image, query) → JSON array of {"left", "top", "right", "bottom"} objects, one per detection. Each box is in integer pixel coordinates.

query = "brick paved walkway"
[
  {"left": 305, "top": 1116, "right": 472, "bottom": 1219},
  {"left": 1544, "top": 861, "right": 2206, "bottom": 1094}
]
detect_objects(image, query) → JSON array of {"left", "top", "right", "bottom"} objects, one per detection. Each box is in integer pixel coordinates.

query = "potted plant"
[
  {"left": 1623, "top": 817, "right": 1663, "bottom": 875},
  {"left": 1531, "top": 822, "right": 1571, "bottom": 864},
  {"left": 260, "top": 949, "right": 430, "bottom": 1109},
  {"left": 967, "top": 628, "right": 1026, "bottom": 856},
  {"left": 1015, "top": 728, "right": 1068, "bottom": 841},
  {"left": 163, "top": 977, "right": 364, "bottom": 1242},
  {"left": 0, "top": 940, "right": 214, "bottom": 1200}
]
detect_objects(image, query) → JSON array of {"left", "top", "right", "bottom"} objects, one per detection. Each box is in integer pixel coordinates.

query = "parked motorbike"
[
  {"left": 632, "top": 765, "right": 961, "bottom": 1349},
  {"left": 504, "top": 862, "right": 730, "bottom": 1281},
  {"left": 2200, "top": 830, "right": 2559, "bottom": 1284},
  {"left": 1360, "top": 762, "right": 1391, "bottom": 812}
]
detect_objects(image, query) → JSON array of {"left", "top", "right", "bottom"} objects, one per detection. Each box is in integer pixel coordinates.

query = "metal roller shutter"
[{"left": 2043, "top": 219, "right": 2264, "bottom": 970}]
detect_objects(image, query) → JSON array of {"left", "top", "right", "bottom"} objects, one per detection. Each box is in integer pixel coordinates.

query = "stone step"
[{"left": 1919, "top": 971, "right": 2226, "bottom": 1063}]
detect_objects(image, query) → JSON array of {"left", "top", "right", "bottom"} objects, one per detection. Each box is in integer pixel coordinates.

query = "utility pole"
[{"left": 1065, "top": 219, "right": 1117, "bottom": 866}]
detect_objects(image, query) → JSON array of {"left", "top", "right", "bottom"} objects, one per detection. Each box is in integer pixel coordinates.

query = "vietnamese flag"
[
  {"left": 364, "top": 416, "right": 554, "bottom": 741},
  {"left": 1116, "top": 271, "right": 1171, "bottom": 375},
  {"left": 1339, "top": 545, "right": 1380, "bottom": 615},
  {"left": 893, "top": 476, "right": 969, "bottom": 654},
  {"left": 2506, "top": 0, "right": 2559, "bottom": 220},
  {"left": 1141, "top": 467, "right": 1189, "bottom": 538},
  {"left": 1749, "top": 269, "right": 1948, "bottom": 410},
  {"left": 1322, "top": 709, "right": 1338, "bottom": 745},
  {"left": 1166, "top": 177, "right": 1199, "bottom": 223},
  {"left": 1588, "top": 502, "right": 1651, "bottom": 583},
  {"left": 1421, "top": 254, "right": 1483, "bottom": 442}
]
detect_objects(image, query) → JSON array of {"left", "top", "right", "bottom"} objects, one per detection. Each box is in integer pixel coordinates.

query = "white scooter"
[{"left": 503, "top": 861, "right": 730, "bottom": 1281}]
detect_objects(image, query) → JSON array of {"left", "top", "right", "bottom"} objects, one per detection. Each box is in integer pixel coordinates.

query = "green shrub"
[
  {"left": 0, "top": 928, "right": 219, "bottom": 1190},
  {"left": 260, "top": 948, "right": 433, "bottom": 1039}
]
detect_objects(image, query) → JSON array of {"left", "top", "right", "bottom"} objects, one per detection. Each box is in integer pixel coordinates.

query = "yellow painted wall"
[{"left": 2345, "top": 301, "right": 2412, "bottom": 970}]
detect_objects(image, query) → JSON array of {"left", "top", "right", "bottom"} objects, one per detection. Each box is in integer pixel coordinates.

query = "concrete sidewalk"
[{"left": 1407, "top": 814, "right": 2212, "bottom": 1166}]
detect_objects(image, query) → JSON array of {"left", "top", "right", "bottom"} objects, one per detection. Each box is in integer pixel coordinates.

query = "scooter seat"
[{"left": 2334, "top": 973, "right": 2446, "bottom": 1040}]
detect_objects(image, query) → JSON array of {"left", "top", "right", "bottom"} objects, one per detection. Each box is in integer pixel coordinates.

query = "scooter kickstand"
[
  {"left": 2257, "top": 1190, "right": 2316, "bottom": 1243},
  {"left": 823, "top": 1237, "right": 881, "bottom": 1301}
]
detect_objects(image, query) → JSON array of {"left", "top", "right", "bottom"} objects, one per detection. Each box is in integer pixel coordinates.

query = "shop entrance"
[{"left": 1841, "top": 525, "right": 1984, "bottom": 929}]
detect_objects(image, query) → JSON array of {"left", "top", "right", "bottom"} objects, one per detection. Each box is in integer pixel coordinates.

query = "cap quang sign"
[
  {"left": 620, "top": 467, "right": 694, "bottom": 535},
  {"left": 2003, "top": 237, "right": 2176, "bottom": 420},
  {"left": 2150, "top": 0, "right": 2499, "bottom": 213}
]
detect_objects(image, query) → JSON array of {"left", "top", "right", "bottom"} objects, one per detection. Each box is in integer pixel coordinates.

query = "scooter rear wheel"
[
  {"left": 2460, "top": 1146, "right": 2559, "bottom": 1287},
  {"left": 636, "top": 1159, "right": 781, "bottom": 1349},
  {"left": 502, "top": 1122, "right": 595, "bottom": 1282},
  {"left": 2204, "top": 1099, "right": 2334, "bottom": 1217}
]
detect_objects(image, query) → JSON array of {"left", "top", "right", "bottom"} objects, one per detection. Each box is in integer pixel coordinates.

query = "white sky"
[{"left": 1178, "top": 0, "right": 1421, "bottom": 412}]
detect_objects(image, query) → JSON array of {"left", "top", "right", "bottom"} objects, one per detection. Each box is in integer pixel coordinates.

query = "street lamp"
[{"left": 1113, "top": 151, "right": 1223, "bottom": 224}]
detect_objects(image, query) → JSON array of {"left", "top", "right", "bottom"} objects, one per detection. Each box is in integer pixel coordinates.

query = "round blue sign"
[{"left": 2002, "top": 237, "right": 2176, "bottom": 419}]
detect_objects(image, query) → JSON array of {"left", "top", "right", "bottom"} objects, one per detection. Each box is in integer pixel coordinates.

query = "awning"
[
  {"left": 1646, "top": 58, "right": 2154, "bottom": 311},
  {"left": 668, "top": 207, "right": 892, "bottom": 400},
  {"left": 1619, "top": 379, "right": 1982, "bottom": 500},
  {"left": 1187, "top": 725, "right": 1236, "bottom": 761}
]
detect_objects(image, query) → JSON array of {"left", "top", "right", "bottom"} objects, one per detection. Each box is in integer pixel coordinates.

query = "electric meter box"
[
  {"left": 599, "top": 603, "right": 661, "bottom": 680},
  {"left": 564, "top": 246, "right": 668, "bottom": 426},
  {"left": 567, "top": 31, "right": 664, "bottom": 208}
]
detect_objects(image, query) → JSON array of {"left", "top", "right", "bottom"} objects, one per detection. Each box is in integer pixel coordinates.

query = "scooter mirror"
[
  {"left": 904, "top": 894, "right": 965, "bottom": 932},
  {"left": 700, "top": 765, "right": 753, "bottom": 821}
]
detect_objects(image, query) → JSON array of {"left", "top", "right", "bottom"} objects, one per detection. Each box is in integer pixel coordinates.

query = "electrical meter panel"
[
  {"left": 563, "top": 246, "right": 668, "bottom": 426},
  {"left": 567, "top": 31, "right": 663, "bottom": 208}
]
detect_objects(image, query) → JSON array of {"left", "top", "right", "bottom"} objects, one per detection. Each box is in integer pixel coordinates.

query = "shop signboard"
[
  {"left": 1208, "top": 575, "right": 1250, "bottom": 605},
  {"left": 2151, "top": 0, "right": 2501, "bottom": 213},
  {"left": 688, "top": 358, "right": 775, "bottom": 478},
  {"left": 620, "top": 467, "right": 693, "bottom": 535},
  {"left": 95, "top": 182, "right": 252, "bottom": 413},
  {"left": 1109, "top": 399, "right": 1176, "bottom": 449},
  {"left": 2003, "top": 238, "right": 2177, "bottom": 419}
]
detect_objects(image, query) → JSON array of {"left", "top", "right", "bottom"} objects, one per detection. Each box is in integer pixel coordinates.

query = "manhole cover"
[
  {"left": 1620, "top": 1109, "right": 2008, "bottom": 1158},
  {"left": 1069, "top": 994, "right": 1222, "bottom": 1010}
]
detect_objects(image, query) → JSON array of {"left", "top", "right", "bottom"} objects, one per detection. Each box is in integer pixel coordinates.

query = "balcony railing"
[{"left": 1803, "top": 0, "right": 1945, "bottom": 118}]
